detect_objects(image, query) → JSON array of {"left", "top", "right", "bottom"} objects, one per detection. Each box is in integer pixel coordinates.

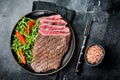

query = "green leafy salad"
[{"left": 12, "top": 17, "right": 40, "bottom": 64}]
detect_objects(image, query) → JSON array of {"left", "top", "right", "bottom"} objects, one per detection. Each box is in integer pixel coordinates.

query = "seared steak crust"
[{"left": 31, "top": 34, "right": 70, "bottom": 72}]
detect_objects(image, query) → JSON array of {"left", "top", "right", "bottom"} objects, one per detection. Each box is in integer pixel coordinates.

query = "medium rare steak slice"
[
  {"left": 31, "top": 33, "right": 71, "bottom": 72},
  {"left": 38, "top": 24, "right": 70, "bottom": 36},
  {"left": 40, "top": 19, "right": 67, "bottom": 25},
  {"left": 38, "top": 28, "right": 70, "bottom": 36},
  {"left": 38, "top": 14, "right": 62, "bottom": 20},
  {"left": 39, "top": 24, "right": 66, "bottom": 30}
]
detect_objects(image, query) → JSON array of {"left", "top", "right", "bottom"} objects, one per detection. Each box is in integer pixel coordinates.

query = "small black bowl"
[{"left": 84, "top": 43, "right": 105, "bottom": 67}]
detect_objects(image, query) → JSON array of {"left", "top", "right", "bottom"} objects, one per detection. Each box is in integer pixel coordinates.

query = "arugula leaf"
[{"left": 12, "top": 17, "right": 40, "bottom": 64}]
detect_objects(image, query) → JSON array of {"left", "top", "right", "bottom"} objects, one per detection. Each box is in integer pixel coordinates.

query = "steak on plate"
[
  {"left": 39, "top": 23, "right": 66, "bottom": 30},
  {"left": 31, "top": 33, "right": 71, "bottom": 72},
  {"left": 38, "top": 23, "right": 70, "bottom": 36},
  {"left": 31, "top": 14, "right": 71, "bottom": 72},
  {"left": 40, "top": 19, "right": 67, "bottom": 25}
]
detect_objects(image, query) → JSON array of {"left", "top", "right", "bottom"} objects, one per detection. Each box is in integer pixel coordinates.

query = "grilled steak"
[
  {"left": 39, "top": 29, "right": 70, "bottom": 36},
  {"left": 38, "top": 24, "right": 70, "bottom": 36},
  {"left": 31, "top": 34, "right": 71, "bottom": 72},
  {"left": 39, "top": 23, "right": 66, "bottom": 30},
  {"left": 31, "top": 14, "right": 71, "bottom": 72},
  {"left": 38, "top": 14, "right": 62, "bottom": 20},
  {"left": 40, "top": 19, "right": 67, "bottom": 25}
]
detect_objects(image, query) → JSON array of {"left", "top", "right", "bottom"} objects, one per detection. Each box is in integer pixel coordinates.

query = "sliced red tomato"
[
  {"left": 16, "top": 32, "right": 26, "bottom": 45},
  {"left": 18, "top": 49, "right": 26, "bottom": 64},
  {"left": 28, "top": 20, "right": 35, "bottom": 27},
  {"left": 26, "top": 20, "right": 35, "bottom": 34},
  {"left": 26, "top": 26, "right": 30, "bottom": 34}
]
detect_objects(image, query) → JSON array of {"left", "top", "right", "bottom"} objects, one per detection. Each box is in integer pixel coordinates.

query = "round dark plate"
[{"left": 10, "top": 10, "right": 75, "bottom": 75}]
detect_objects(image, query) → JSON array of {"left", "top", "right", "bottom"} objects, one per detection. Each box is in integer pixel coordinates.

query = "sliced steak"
[
  {"left": 40, "top": 19, "right": 67, "bottom": 25},
  {"left": 38, "top": 24, "right": 70, "bottom": 36},
  {"left": 31, "top": 33, "right": 71, "bottom": 72},
  {"left": 38, "top": 14, "right": 62, "bottom": 20},
  {"left": 39, "top": 24, "right": 66, "bottom": 30},
  {"left": 38, "top": 28, "right": 70, "bottom": 36}
]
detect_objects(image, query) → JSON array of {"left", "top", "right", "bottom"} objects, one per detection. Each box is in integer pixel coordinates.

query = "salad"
[{"left": 12, "top": 17, "right": 40, "bottom": 64}]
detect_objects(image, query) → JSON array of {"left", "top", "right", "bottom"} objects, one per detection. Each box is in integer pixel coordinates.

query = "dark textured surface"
[
  {"left": 32, "top": 1, "right": 75, "bottom": 23},
  {"left": 0, "top": 0, "right": 120, "bottom": 80}
]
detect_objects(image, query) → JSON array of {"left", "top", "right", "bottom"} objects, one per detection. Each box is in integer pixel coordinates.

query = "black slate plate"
[{"left": 10, "top": 10, "right": 75, "bottom": 75}]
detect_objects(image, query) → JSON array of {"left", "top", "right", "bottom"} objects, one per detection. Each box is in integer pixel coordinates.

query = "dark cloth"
[{"left": 32, "top": 1, "right": 75, "bottom": 23}]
